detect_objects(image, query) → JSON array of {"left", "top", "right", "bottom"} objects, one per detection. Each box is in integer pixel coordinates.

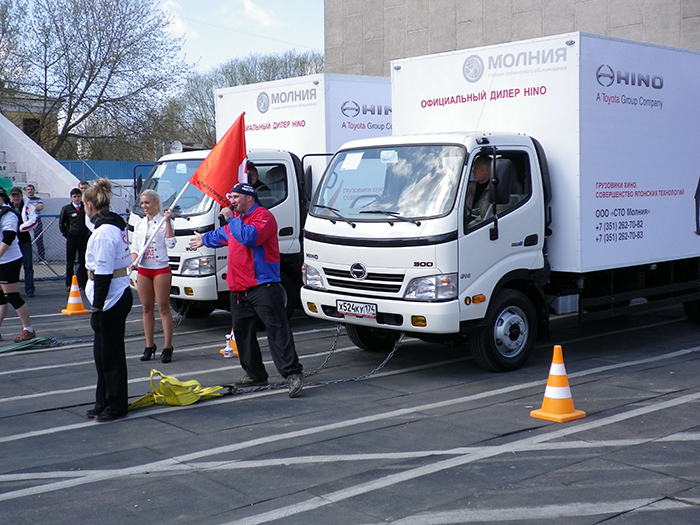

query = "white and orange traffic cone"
[
  {"left": 61, "top": 275, "right": 90, "bottom": 315},
  {"left": 530, "top": 345, "right": 586, "bottom": 423},
  {"left": 219, "top": 328, "right": 239, "bottom": 358}
]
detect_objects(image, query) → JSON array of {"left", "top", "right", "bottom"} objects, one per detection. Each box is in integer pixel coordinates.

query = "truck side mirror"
[
  {"left": 304, "top": 166, "right": 313, "bottom": 204},
  {"left": 135, "top": 175, "right": 143, "bottom": 195}
]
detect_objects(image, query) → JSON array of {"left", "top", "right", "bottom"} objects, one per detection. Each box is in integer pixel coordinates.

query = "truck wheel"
[
  {"left": 683, "top": 300, "right": 700, "bottom": 323},
  {"left": 346, "top": 324, "right": 400, "bottom": 352},
  {"left": 469, "top": 290, "right": 537, "bottom": 372},
  {"left": 170, "top": 299, "right": 215, "bottom": 319}
]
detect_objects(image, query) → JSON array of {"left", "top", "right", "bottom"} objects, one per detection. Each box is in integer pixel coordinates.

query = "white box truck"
[
  {"left": 301, "top": 33, "right": 700, "bottom": 371},
  {"left": 129, "top": 74, "right": 391, "bottom": 318}
]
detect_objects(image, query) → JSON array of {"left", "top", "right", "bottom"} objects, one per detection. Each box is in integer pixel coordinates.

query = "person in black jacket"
[{"left": 59, "top": 188, "right": 91, "bottom": 290}]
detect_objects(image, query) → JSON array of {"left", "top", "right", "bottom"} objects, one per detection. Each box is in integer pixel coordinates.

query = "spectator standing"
[
  {"left": 0, "top": 188, "right": 36, "bottom": 342},
  {"left": 9, "top": 188, "right": 37, "bottom": 297},
  {"left": 83, "top": 179, "right": 132, "bottom": 422},
  {"left": 59, "top": 188, "right": 91, "bottom": 290},
  {"left": 24, "top": 185, "right": 46, "bottom": 264},
  {"left": 189, "top": 182, "right": 304, "bottom": 398}
]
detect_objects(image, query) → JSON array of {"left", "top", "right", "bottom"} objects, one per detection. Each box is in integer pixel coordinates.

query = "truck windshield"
[
  {"left": 133, "top": 159, "right": 213, "bottom": 217},
  {"left": 313, "top": 144, "right": 465, "bottom": 220}
]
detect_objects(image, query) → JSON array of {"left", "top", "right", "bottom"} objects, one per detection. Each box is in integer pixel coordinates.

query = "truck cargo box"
[{"left": 391, "top": 32, "right": 700, "bottom": 273}]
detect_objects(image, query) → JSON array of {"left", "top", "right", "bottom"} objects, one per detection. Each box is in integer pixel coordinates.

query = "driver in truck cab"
[
  {"left": 188, "top": 182, "right": 304, "bottom": 398},
  {"left": 465, "top": 155, "right": 492, "bottom": 222}
]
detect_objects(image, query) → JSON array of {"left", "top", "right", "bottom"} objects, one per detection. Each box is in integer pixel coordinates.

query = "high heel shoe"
[
  {"left": 160, "top": 347, "right": 173, "bottom": 363},
  {"left": 141, "top": 343, "right": 157, "bottom": 361}
]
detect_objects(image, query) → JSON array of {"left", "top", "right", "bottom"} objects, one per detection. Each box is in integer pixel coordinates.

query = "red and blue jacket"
[{"left": 201, "top": 203, "right": 280, "bottom": 292}]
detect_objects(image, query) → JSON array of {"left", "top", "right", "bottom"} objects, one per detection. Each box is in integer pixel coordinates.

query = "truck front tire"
[
  {"left": 346, "top": 324, "right": 400, "bottom": 352},
  {"left": 469, "top": 289, "right": 537, "bottom": 372}
]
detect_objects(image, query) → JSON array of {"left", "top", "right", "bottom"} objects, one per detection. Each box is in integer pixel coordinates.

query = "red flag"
[{"left": 190, "top": 112, "right": 247, "bottom": 208}]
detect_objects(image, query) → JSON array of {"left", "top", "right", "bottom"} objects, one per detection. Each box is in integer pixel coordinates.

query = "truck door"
[
  {"left": 458, "top": 148, "right": 543, "bottom": 319},
  {"left": 253, "top": 160, "right": 300, "bottom": 255}
]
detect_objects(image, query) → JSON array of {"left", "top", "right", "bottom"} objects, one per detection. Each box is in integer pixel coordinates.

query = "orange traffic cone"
[
  {"left": 219, "top": 329, "right": 239, "bottom": 358},
  {"left": 61, "top": 275, "right": 90, "bottom": 315},
  {"left": 530, "top": 345, "right": 586, "bottom": 423}
]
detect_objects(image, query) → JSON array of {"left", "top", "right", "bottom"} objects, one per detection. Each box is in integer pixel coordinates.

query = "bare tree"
[
  {"left": 13, "top": 0, "right": 190, "bottom": 158},
  {"left": 160, "top": 50, "right": 324, "bottom": 150},
  {"left": 0, "top": 0, "right": 27, "bottom": 92}
]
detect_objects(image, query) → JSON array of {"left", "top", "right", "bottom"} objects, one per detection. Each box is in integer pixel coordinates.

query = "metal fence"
[{"left": 21, "top": 213, "right": 129, "bottom": 282}]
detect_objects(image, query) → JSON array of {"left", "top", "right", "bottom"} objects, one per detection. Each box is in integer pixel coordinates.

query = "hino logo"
[
  {"left": 341, "top": 101, "right": 360, "bottom": 118},
  {"left": 463, "top": 55, "right": 485, "bottom": 83},
  {"left": 596, "top": 64, "right": 664, "bottom": 89},
  {"left": 350, "top": 262, "right": 367, "bottom": 280},
  {"left": 257, "top": 92, "right": 270, "bottom": 113},
  {"left": 341, "top": 100, "right": 392, "bottom": 118}
]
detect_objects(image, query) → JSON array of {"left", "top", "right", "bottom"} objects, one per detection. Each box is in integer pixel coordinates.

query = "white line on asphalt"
[
  {"left": 225, "top": 390, "right": 700, "bottom": 525},
  {"left": 6, "top": 431, "right": 698, "bottom": 482},
  {"left": 0, "top": 345, "right": 698, "bottom": 445},
  {"left": 0, "top": 353, "right": 699, "bottom": 504},
  {"left": 366, "top": 498, "right": 699, "bottom": 524},
  {"left": 0, "top": 342, "right": 354, "bottom": 403}
]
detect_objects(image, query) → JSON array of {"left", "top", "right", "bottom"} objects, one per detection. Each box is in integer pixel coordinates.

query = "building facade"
[{"left": 325, "top": 0, "right": 700, "bottom": 76}]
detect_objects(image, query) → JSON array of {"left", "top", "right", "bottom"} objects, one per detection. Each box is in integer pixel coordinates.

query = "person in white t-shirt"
[
  {"left": 129, "top": 189, "right": 176, "bottom": 363},
  {"left": 0, "top": 188, "right": 36, "bottom": 342},
  {"left": 83, "top": 179, "right": 132, "bottom": 422}
]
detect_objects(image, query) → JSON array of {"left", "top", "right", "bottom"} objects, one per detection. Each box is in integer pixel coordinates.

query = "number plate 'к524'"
[{"left": 336, "top": 300, "right": 377, "bottom": 318}]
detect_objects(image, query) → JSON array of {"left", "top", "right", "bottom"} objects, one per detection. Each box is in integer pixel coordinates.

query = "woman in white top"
[
  {"left": 0, "top": 188, "right": 36, "bottom": 342},
  {"left": 129, "top": 189, "right": 176, "bottom": 363},
  {"left": 83, "top": 179, "right": 132, "bottom": 422}
]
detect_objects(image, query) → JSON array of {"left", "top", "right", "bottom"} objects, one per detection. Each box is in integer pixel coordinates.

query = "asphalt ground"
[{"left": 1, "top": 280, "right": 699, "bottom": 524}]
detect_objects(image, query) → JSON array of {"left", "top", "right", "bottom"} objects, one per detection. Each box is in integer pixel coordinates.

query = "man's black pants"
[{"left": 230, "top": 282, "right": 302, "bottom": 381}]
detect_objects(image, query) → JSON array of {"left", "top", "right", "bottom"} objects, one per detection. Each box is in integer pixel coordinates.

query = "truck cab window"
[
  {"left": 465, "top": 152, "right": 531, "bottom": 230},
  {"left": 256, "top": 165, "right": 288, "bottom": 209}
]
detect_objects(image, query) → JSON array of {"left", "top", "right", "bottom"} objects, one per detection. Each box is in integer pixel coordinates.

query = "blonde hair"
[
  {"left": 139, "top": 189, "right": 161, "bottom": 213},
  {"left": 82, "top": 178, "right": 112, "bottom": 212}
]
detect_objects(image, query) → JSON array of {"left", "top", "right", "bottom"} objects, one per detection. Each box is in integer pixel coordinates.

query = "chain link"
[{"left": 224, "top": 325, "right": 405, "bottom": 395}]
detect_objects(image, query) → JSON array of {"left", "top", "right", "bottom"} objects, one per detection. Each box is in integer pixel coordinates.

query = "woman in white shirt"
[
  {"left": 129, "top": 189, "right": 176, "bottom": 363},
  {"left": 83, "top": 179, "right": 132, "bottom": 422},
  {"left": 0, "top": 188, "right": 36, "bottom": 342}
]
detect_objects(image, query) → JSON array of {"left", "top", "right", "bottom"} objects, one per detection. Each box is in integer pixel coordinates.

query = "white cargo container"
[
  {"left": 130, "top": 74, "right": 391, "bottom": 319},
  {"left": 301, "top": 33, "right": 700, "bottom": 371},
  {"left": 215, "top": 73, "right": 392, "bottom": 190}
]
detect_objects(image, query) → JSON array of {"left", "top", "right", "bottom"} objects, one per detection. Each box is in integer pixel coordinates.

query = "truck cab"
[
  {"left": 128, "top": 148, "right": 305, "bottom": 319},
  {"left": 301, "top": 132, "right": 550, "bottom": 371}
]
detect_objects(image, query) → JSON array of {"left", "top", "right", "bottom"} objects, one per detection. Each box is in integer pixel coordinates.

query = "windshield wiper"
[
  {"left": 313, "top": 205, "right": 356, "bottom": 228},
  {"left": 359, "top": 209, "right": 422, "bottom": 226}
]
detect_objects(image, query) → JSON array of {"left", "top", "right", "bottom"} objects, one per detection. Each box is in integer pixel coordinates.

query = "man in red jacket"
[{"left": 190, "top": 182, "right": 303, "bottom": 397}]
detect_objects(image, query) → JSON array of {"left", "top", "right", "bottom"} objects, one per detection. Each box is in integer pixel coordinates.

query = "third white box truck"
[{"left": 301, "top": 33, "right": 700, "bottom": 371}]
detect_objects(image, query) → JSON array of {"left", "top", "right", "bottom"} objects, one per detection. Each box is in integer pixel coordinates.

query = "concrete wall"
[
  {"left": 325, "top": 0, "right": 700, "bottom": 76},
  {"left": 0, "top": 113, "right": 78, "bottom": 198}
]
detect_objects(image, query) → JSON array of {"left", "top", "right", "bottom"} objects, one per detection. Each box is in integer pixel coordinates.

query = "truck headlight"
[
  {"left": 404, "top": 273, "right": 458, "bottom": 301},
  {"left": 302, "top": 264, "right": 325, "bottom": 290},
  {"left": 181, "top": 256, "right": 215, "bottom": 276}
]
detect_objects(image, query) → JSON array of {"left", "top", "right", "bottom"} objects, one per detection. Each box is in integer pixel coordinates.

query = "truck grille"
[
  {"left": 323, "top": 267, "right": 404, "bottom": 294},
  {"left": 169, "top": 255, "right": 181, "bottom": 272}
]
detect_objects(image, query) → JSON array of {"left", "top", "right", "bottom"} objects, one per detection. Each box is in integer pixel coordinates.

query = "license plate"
[{"left": 336, "top": 300, "right": 377, "bottom": 318}]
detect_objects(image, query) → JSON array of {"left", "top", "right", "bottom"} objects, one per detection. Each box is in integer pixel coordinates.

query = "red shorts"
[{"left": 137, "top": 266, "right": 171, "bottom": 280}]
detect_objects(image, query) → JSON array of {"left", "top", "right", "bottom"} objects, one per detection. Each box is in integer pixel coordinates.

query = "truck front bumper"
[
  {"left": 301, "top": 288, "right": 461, "bottom": 334},
  {"left": 169, "top": 274, "right": 220, "bottom": 301}
]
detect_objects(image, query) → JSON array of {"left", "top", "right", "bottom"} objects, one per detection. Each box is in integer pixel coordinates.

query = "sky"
[{"left": 160, "top": 0, "right": 325, "bottom": 72}]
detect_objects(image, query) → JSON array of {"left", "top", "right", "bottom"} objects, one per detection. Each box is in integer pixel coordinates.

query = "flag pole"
[{"left": 133, "top": 181, "right": 191, "bottom": 267}]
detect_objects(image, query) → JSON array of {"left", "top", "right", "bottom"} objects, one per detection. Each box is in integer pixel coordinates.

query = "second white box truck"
[
  {"left": 301, "top": 33, "right": 700, "bottom": 371},
  {"left": 130, "top": 74, "right": 391, "bottom": 318}
]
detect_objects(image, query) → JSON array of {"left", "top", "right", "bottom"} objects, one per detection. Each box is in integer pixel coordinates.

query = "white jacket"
[
  {"left": 130, "top": 213, "right": 176, "bottom": 269},
  {"left": 17, "top": 197, "right": 37, "bottom": 232}
]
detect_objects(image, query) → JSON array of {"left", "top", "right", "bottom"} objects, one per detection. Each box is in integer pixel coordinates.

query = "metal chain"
[
  {"left": 225, "top": 326, "right": 405, "bottom": 395},
  {"left": 49, "top": 300, "right": 192, "bottom": 347}
]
